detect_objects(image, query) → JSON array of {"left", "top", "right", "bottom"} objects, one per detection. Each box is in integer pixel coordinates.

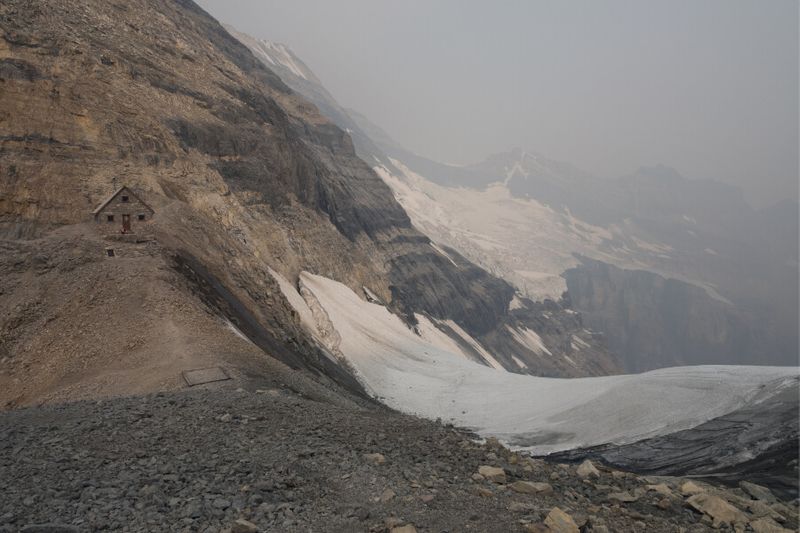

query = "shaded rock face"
[{"left": 563, "top": 256, "right": 777, "bottom": 372}]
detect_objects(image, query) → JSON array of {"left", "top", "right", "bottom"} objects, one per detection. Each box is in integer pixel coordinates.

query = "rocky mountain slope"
[
  {"left": 0, "top": 0, "right": 625, "bottom": 413},
  {"left": 2, "top": 385, "right": 798, "bottom": 533},
  {"left": 231, "top": 28, "right": 796, "bottom": 372}
]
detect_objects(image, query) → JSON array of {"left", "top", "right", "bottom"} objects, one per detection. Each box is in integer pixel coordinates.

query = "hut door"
[{"left": 122, "top": 214, "right": 131, "bottom": 232}]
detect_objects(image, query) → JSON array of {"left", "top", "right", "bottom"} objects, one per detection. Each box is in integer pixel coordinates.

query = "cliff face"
[
  {"left": 562, "top": 257, "right": 792, "bottom": 372},
  {"left": 0, "top": 0, "right": 619, "bottom": 406}
]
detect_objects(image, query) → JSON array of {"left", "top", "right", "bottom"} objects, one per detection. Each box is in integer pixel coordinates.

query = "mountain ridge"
[{"left": 226, "top": 29, "right": 798, "bottom": 372}]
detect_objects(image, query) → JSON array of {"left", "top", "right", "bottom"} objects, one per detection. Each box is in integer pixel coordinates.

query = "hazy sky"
[{"left": 197, "top": 0, "right": 798, "bottom": 207}]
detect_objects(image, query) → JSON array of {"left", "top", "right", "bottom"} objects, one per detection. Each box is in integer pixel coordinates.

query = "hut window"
[
  {"left": 107, "top": 214, "right": 114, "bottom": 222},
  {"left": 138, "top": 214, "right": 146, "bottom": 221},
  {"left": 121, "top": 195, "right": 129, "bottom": 202},
  {"left": 106, "top": 249, "right": 115, "bottom": 257}
]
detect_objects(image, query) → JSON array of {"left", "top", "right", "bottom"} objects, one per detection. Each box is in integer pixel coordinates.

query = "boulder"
[
  {"left": 544, "top": 507, "right": 580, "bottom": 533},
  {"left": 686, "top": 493, "right": 748, "bottom": 528},
  {"left": 231, "top": 519, "right": 258, "bottom": 533},
  {"left": 363, "top": 453, "right": 386, "bottom": 465},
  {"left": 380, "top": 488, "right": 396, "bottom": 503},
  {"left": 478, "top": 465, "right": 506, "bottom": 484},
  {"left": 475, "top": 487, "right": 493, "bottom": 498},
  {"left": 645, "top": 483, "right": 673, "bottom": 497},
  {"left": 740, "top": 481, "right": 777, "bottom": 503},
  {"left": 607, "top": 491, "right": 638, "bottom": 504},
  {"left": 656, "top": 498, "right": 672, "bottom": 510},
  {"left": 750, "top": 517, "right": 792, "bottom": 533},
  {"left": 576, "top": 460, "right": 600, "bottom": 479},
  {"left": 746, "top": 499, "right": 786, "bottom": 522},
  {"left": 509, "top": 501, "right": 538, "bottom": 512},
  {"left": 509, "top": 481, "right": 553, "bottom": 495},
  {"left": 680, "top": 481, "right": 705, "bottom": 496}
]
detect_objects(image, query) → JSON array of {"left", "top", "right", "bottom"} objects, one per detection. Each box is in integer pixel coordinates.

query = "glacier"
[{"left": 276, "top": 270, "right": 798, "bottom": 455}]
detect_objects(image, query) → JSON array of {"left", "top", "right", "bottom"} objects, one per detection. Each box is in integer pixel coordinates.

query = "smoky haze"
[{"left": 196, "top": 0, "right": 799, "bottom": 208}]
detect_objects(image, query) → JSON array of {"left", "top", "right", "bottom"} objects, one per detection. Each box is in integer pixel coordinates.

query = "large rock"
[
  {"left": 576, "top": 459, "right": 600, "bottom": 479},
  {"left": 645, "top": 483, "right": 673, "bottom": 497},
  {"left": 509, "top": 481, "right": 553, "bottom": 495},
  {"left": 686, "top": 493, "right": 748, "bottom": 528},
  {"left": 543, "top": 507, "right": 580, "bottom": 533},
  {"left": 750, "top": 517, "right": 793, "bottom": 533},
  {"left": 680, "top": 481, "right": 705, "bottom": 496},
  {"left": 740, "top": 481, "right": 777, "bottom": 503},
  {"left": 607, "top": 491, "right": 638, "bottom": 504},
  {"left": 231, "top": 519, "right": 258, "bottom": 533},
  {"left": 478, "top": 465, "right": 506, "bottom": 484},
  {"left": 363, "top": 453, "right": 386, "bottom": 465}
]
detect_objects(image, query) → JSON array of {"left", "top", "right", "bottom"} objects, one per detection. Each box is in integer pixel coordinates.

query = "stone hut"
[{"left": 92, "top": 186, "right": 154, "bottom": 233}]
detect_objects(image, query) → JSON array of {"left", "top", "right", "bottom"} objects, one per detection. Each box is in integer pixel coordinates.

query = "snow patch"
[
  {"left": 430, "top": 242, "right": 457, "bottom": 267},
  {"left": 441, "top": 319, "right": 505, "bottom": 370},
  {"left": 224, "top": 318, "right": 255, "bottom": 345},
  {"left": 506, "top": 326, "right": 553, "bottom": 356},
  {"left": 509, "top": 294, "right": 525, "bottom": 311}
]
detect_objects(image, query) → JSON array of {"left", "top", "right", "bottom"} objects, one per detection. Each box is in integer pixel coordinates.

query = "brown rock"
[
  {"left": 380, "top": 488, "right": 396, "bottom": 503},
  {"left": 385, "top": 517, "right": 404, "bottom": 529},
  {"left": 544, "top": 507, "right": 580, "bottom": 533},
  {"left": 475, "top": 487, "right": 493, "bottom": 498},
  {"left": 686, "top": 493, "right": 748, "bottom": 528},
  {"left": 576, "top": 459, "right": 600, "bottom": 479},
  {"left": 509, "top": 501, "right": 538, "bottom": 512},
  {"left": 608, "top": 491, "right": 638, "bottom": 504},
  {"left": 654, "top": 497, "right": 672, "bottom": 510},
  {"left": 231, "top": 518, "right": 258, "bottom": 533},
  {"left": 509, "top": 481, "right": 554, "bottom": 495},
  {"left": 363, "top": 453, "right": 386, "bottom": 465},
  {"left": 391, "top": 526, "right": 417, "bottom": 533},
  {"left": 478, "top": 465, "right": 506, "bottom": 484},
  {"left": 646, "top": 483, "right": 673, "bottom": 497},
  {"left": 750, "top": 517, "right": 792, "bottom": 533},
  {"left": 680, "top": 481, "right": 705, "bottom": 496}
]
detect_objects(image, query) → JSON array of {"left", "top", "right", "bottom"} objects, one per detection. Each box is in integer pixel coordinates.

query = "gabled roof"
[{"left": 92, "top": 186, "right": 154, "bottom": 215}]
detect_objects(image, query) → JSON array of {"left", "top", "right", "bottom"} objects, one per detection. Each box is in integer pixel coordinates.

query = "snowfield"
[
  {"left": 373, "top": 159, "right": 728, "bottom": 302},
  {"left": 279, "top": 271, "right": 799, "bottom": 455}
]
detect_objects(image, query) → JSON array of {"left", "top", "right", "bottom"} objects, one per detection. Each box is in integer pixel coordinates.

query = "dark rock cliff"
[{"left": 563, "top": 256, "right": 789, "bottom": 372}]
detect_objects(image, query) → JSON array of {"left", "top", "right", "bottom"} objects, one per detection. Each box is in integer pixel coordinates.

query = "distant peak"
[{"left": 223, "top": 24, "right": 316, "bottom": 82}]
